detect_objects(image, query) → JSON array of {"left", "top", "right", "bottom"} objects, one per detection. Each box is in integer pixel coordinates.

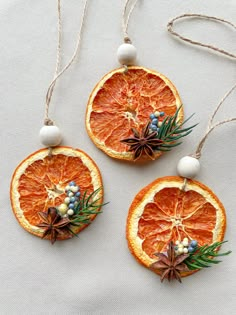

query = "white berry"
[
  {"left": 178, "top": 248, "right": 184, "bottom": 254},
  {"left": 64, "top": 197, "right": 70, "bottom": 204},
  {"left": 183, "top": 248, "right": 188, "bottom": 254},
  {"left": 65, "top": 185, "right": 70, "bottom": 191},
  {"left": 117, "top": 43, "right": 137, "bottom": 65},
  {"left": 177, "top": 156, "right": 200, "bottom": 179},
  {"left": 67, "top": 209, "right": 74, "bottom": 216},
  {"left": 175, "top": 240, "right": 180, "bottom": 245},
  {"left": 71, "top": 186, "right": 79, "bottom": 193},
  {"left": 58, "top": 203, "right": 68, "bottom": 215},
  {"left": 182, "top": 240, "right": 188, "bottom": 247},
  {"left": 39, "top": 125, "right": 62, "bottom": 147},
  {"left": 68, "top": 192, "right": 74, "bottom": 197},
  {"left": 178, "top": 243, "right": 184, "bottom": 249}
]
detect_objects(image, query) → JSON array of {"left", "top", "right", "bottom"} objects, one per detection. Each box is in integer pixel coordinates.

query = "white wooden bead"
[
  {"left": 117, "top": 43, "right": 137, "bottom": 65},
  {"left": 177, "top": 156, "right": 200, "bottom": 179},
  {"left": 39, "top": 125, "right": 62, "bottom": 147}
]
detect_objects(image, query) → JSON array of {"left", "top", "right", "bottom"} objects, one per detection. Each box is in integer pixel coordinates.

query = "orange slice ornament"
[
  {"left": 86, "top": 66, "right": 192, "bottom": 161},
  {"left": 126, "top": 84, "right": 235, "bottom": 283},
  {"left": 127, "top": 176, "right": 227, "bottom": 280},
  {"left": 11, "top": 147, "right": 104, "bottom": 243},
  {"left": 10, "top": 1, "right": 106, "bottom": 244},
  {"left": 85, "top": 3, "right": 196, "bottom": 162}
]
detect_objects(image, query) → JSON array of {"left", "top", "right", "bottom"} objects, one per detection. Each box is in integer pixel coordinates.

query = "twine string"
[
  {"left": 44, "top": 0, "right": 88, "bottom": 125},
  {"left": 193, "top": 83, "right": 236, "bottom": 159},
  {"left": 167, "top": 13, "right": 236, "bottom": 159},
  {"left": 44, "top": 0, "right": 62, "bottom": 126},
  {"left": 122, "top": 0, "right": 139, "bottom": 43},
  {"left": 182, "top": 178, "right": 188, "bottom": 191},
  {"left": 167, "top": 13, "right": 236, "bottom": 59}
]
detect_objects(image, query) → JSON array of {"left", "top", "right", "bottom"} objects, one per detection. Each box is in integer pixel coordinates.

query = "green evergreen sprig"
[
  {"left": 157, "top": 106, "right": 198, "bottom": 151},
  {"left": 69, "top": 188, "right": 108, "bottom": 229},
  {"left": 184, "top": 241, "right": 231, "bottom": 270}
]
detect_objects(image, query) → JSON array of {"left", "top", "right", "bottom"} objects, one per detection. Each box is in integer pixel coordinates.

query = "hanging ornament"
[
  {"left": 85, "top": 0, "right": 196, "bottom": 162},
  {"left": 10, "top": 0, "right": 106, "bottom": 244},
  {"left": 126, "top": 14, "right": 236, "bottom": 282},
  {"left": 126, "top": 85, "right": 235, "bottom": 282}
]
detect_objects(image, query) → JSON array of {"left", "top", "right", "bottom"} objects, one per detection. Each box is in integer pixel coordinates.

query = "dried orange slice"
[
  {"left": 86, "top": 66, "right": 183, "bottom": 161},
  {"left": 10, "top": 146, "right": 103, "bottom": 240},
  {"left": 126, "top": 176, "right": 226, "bottom": 277}
]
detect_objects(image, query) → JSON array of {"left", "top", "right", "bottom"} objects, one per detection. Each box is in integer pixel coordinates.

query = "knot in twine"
[
  {"left": 122, "top": 0, "right": 139, "bottom": 45},
  {"left": 44, "top": 118, "right": 54, "bottom": 126}
]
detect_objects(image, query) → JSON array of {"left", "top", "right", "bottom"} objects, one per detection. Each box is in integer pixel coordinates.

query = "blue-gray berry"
[
  {"left": 152, "top": 118, "right": 158, "bottom": 125},
  {"left": 150, "top": 124, "right": 158, "bottom": 131},
  {"left": 190, "top": 240, "right": 198, "bottom": 247},
  {"left": 188, "top": 246, "right": 195, "bottom": 253}
]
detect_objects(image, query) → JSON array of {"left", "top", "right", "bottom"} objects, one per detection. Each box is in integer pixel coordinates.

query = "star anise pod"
[
  {"left": 37, "top": 207, "right": 71, "bottom": 244},
  {"left": 150, "top": 242, "right": 190, "bottom": 283},
  {"left": 121, "top": 122, "right": 163, "bottom": 161}
]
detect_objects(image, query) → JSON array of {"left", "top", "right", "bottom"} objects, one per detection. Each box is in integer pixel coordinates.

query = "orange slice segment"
[
  {"left": 126, "top": 176, "right": 226, "bottom": 277},
  {"left": 86, "top": 66, "right": 183, "bottom": 161},
  {"left": 10, "top": 146, "right": 103, "bottom": 240}
]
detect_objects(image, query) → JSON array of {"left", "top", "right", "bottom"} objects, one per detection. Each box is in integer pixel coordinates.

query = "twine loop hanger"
[{"left": 44, "top": 0, "right": 89, "bottom": 126}]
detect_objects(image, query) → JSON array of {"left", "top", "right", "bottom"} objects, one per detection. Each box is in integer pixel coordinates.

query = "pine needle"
[
  {"left": 69, "top": 187, "right": 108, "bottom": 227},
  {"left": 157, "top": 105, "right": 197, "bottom": 150},
  {"left": 184, "top": 241, "right": 231, "bottom": 270}
]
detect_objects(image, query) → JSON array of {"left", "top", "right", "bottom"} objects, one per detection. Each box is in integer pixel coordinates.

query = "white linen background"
[{"left": 0, "top": 0, "right": 235, "bottom": 314}]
